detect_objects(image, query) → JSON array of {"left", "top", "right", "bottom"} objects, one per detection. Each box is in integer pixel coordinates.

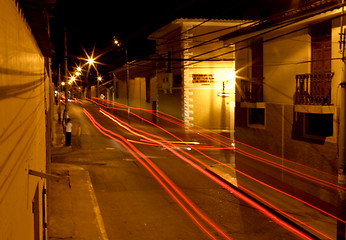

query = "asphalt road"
[{"left": 53, "top": 101, "right": 301, "bottom": 240}]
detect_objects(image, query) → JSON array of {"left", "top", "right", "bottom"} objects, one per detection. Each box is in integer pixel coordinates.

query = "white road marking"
[{"left": 86, "top": 172, "right": 109, "bottom": 240}]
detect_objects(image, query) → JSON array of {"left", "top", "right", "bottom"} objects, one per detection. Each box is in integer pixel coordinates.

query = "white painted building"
[
  {"left": 220, "top": 2, "right": 342, "bottom": 174},
  {"left": 148, "top": 18, "right": 248, "bottom": 131}
]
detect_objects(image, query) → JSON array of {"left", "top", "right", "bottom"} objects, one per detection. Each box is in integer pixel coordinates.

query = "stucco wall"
[
  {"left": 180, "top": 22, "right": 236, "bottom": 129},
  {"left": 157, "top": 89, "right": 183, "bottom": 119},
  {"left": 0, "top": 0, "right": 48, "bottom": 239},
  {"left": 234, "top": 19, "right": 340, "bottom": 176},
  {"left": 263, "top": 29, "right": 310, "bottom": 104}
]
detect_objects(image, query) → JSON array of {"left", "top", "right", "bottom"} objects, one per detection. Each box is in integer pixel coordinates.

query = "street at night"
[
  {"left": 2, "top": 0, "right": 346, "bottom": 239},
  {"left": 50, "top": 101, "right": 299, "bottom": 240},
  {"left": 47, "top": 99, "right": 337, "bottom": 239}
]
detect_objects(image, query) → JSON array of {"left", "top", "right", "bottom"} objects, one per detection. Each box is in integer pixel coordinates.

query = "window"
[
  {"left": 311, "top": 21, "right": 331, "bottom": 73},
  {"left": 174, "top": 75, "right": 182, "bottom": 86},
  {"left": 251, "top": 38, "right": 263, "bottom": 102},
  {"left": 115, "top": 81, "right": 119, "bottom": 98},
  {"left": 145, "top": 77, "right": 150, "bottom": 103},
  {"left": 305, "top": 113, "right": 333, "bottom": 137},
  {"left": 248, "top": 108, "right": 265, "bottom": 126},
  {"left": 241, "top": 38, "right": 263, "bottom": 102}
]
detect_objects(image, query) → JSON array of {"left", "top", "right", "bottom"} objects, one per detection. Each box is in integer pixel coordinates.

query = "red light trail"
[
  {"left": 84, "top": 98, "right": 339, "bottom": 238},
  {"left": 83, "top": 108, "right": 231, "bottom": 240},
  {"left": 91, "top": 98, "right": 341, "bottom": 192},
  {"left": 96, "top": 107, "right": 319, "bottom": 240}
]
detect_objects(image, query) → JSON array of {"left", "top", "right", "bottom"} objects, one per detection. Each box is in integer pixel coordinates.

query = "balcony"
[{"left": 295, "top": 72, "right": 334, "bottom": 105}]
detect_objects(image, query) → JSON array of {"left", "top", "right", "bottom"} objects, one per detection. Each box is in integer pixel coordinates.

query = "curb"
[{"left": 205, "top": 165, "right": 320, "bottom": 240}]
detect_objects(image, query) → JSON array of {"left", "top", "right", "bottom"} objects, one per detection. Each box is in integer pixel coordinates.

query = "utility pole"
[
  {"left": 126, "top": 48, "right": 130, "bottom": 120},
  {"left": 339, "top": 66, "right": 346, "bottom": 240},
  {"left": 338, "top": 2, "right": 346, "bottom": 238},
  {"left": 64, "top": 27, "right": 69, "bottom": 115}
]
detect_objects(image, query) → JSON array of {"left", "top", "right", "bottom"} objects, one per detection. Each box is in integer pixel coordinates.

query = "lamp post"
[
  {"left": 64, "top": 28, "right": 69, "bottom": 114},
  {"left": 86, "top": 57, "right": 95, "bottom": 98},
  {"left": 114, "top": 37, "right": 130, "bottom": 114},
  {"left": 97, "top": 76, "right": 102, "bottom": 98},
  {"left": 126, "top": 48, "right": 130, "bottom": 113}
]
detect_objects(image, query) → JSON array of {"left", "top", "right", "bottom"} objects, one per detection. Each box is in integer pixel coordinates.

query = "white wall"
[
  {"left": 181, "top": 22, "right": 237, "bottom": 129},
  {"left": 263, "top": 29, "right": 310, "bottom": 104}
]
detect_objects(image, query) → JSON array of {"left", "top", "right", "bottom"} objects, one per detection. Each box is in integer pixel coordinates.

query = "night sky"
[{"left": 51, "top": 0, "right": 293, "bottom": 73}]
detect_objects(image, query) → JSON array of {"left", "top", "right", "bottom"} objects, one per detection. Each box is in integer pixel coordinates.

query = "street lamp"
[
  {"left": 87, "top": 57, "right": 95, "bottom": 65},
  {"left": 97, "top": 76, "right": 102, "bottom": 98},
  {"left": 84, "top": 57, "right": 95, "bottom": 98},
  {"left": 113, "top": 37, "right": 130, "bottom": 115}
]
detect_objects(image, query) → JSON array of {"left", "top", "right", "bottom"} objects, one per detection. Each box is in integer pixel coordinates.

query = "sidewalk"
[
  {"left": 207, "top": 162, "right": 336, "bottom": 239},
  {"left": 47, "top": 103, "right": 106, "bottom": 240}
]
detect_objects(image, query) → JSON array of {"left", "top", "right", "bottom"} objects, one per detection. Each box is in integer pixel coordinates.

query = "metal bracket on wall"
[{"left": 28, "top": 169, "right": 71, "bottom": 187}]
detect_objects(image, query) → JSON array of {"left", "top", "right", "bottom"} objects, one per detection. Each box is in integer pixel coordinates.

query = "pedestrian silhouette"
[{"left": 65, "top": 118, "right": 72, "bottom": 146}]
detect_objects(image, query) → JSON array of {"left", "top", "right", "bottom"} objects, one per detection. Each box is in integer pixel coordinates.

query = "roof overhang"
[
  {"left": 148, "top": 18, "right": 249, "bottom": 40},
  {"left": 17, "top": 0, "right": 55, "bottom": 57},
  {"left": 220, "top": 0, "right": 342, "bottom": 45}
]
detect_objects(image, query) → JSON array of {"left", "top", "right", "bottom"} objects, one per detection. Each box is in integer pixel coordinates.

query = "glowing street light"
[
  {"left": 113, "top": 36, "right": 120, "bottom": 47},
  {"left": 87, "top": 57, "right": 95, "bottom": 65},
  {"left": 79, "top": 46, "right": 104, "bottom": 98},
  {"left": 97, "top": 76, "right": 102, "bottom": 97}
]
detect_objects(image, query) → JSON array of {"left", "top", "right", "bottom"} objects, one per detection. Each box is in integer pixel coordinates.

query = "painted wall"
[
  {"left": 157, "top": 89, "right": 183, "bottom": 119},
  {"left": 153, "top": 20, "right": 240, "bottom": 129},
  {"left": 234, "top": 16, "right": 343, "bottom": 177},
  {"left": 0, "top": 0, "right": 49, "bottom": 239},
  {"left": 113, "top": 75, "right": 155, "bottom": 113},
  {"left": 263, "top": 29, "right": 310, "bottom": 104}
]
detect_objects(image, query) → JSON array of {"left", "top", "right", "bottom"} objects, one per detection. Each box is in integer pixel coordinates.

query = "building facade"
[
  {"left": 0, "top": 0, "right": 53, "bottom": 239},
  {"left": 110, "top": 57, "right": 157, "bottom": 116},
  {"left": 221, "top": 2, "right": 343, "bottom": 175},
  {"left": 111, "top": 19, "right": 247, "bottom": 132},
  {"left": 149, "top": 19, "right": 248, "bottom": 131}
]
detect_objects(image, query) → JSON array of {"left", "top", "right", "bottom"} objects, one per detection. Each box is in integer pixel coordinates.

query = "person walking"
[{"left": 65, "top": 118, "right": 72, "bottom": 146}]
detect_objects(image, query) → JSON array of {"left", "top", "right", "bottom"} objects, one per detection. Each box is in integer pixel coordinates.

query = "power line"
[{"left": 109, "top": 2, "right": 344, "bottom": 84}]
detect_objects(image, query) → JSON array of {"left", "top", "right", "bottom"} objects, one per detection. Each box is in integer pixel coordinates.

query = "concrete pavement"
[
  {"left": 48, "top": 103, "right": 108, "bottom": 240},
  {"left": 47, "top": 101, "right": 335, "bottom": 240}
]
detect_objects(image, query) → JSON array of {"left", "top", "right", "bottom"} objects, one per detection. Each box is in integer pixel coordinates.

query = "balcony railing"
[
  {"left": 295, "top": 72, "right": 334, "bottom": 105},
  {"left": 240, "top": 79, "right": 263, "bottom": 103}
]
